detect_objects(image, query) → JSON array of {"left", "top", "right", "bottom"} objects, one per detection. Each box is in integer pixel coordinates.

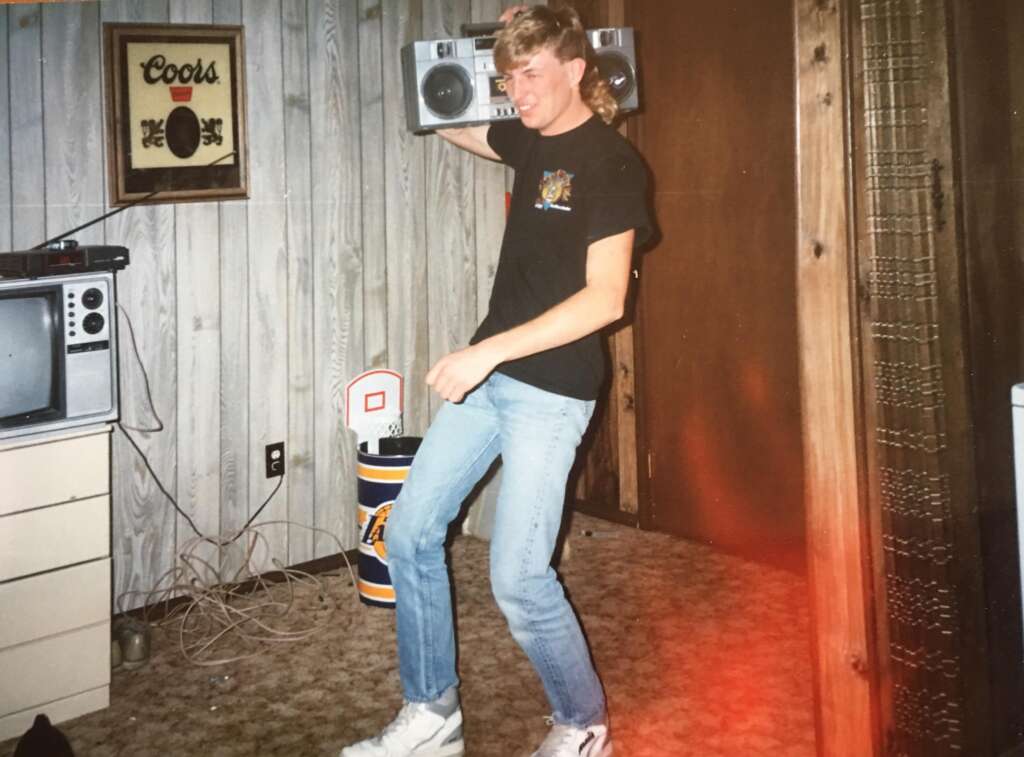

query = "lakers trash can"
[{"left": 356, "top": 436, "right": 421, "bottom": 607}]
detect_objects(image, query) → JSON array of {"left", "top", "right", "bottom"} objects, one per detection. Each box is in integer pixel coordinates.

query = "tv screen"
[{"left": 0, "top": 291, "right": 60, "bottom": 424}]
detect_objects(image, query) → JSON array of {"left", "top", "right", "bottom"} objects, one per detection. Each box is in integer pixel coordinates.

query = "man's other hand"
[{"left": 425, "top": 344, "right": 499, "bottom": 403}]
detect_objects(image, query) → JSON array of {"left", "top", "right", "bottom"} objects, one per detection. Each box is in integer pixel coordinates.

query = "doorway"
[{"left": 628, "top": 0, "right": 805, "bottom": 572}]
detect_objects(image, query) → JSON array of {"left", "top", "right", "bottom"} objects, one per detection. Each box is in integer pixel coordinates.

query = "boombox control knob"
[
  {"left": 81, "top": 288, "right": 104, "bottom": 310},
  {"left": 83, "top": 312, "right": 105, "bottom": 335}
]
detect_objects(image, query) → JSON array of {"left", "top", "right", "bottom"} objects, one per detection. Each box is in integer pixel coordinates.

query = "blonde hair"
[{"left": 494, "top": 5, "right": 618, "bottom": 125}]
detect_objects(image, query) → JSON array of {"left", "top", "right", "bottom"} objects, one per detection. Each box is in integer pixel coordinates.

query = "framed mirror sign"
[{"left": 104, "top": 23, "right": 249, "bottom": 205}]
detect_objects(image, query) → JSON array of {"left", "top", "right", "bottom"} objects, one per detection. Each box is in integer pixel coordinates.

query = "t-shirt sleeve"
[
  {"left": 585, "top": 151, "right": 653, "bottom": 248},
  {"left": 487, "top": 119, "right": 532, "bottom": 168}
]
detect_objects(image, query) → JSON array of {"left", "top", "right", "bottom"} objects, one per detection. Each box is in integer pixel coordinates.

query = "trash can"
[{"left": 356, "top": 436, "right": 421, "bottom": 607}]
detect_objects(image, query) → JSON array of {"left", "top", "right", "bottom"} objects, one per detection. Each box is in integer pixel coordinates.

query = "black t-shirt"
[{"left": 471, "top": 116, "right": 652, "bottom": 400}]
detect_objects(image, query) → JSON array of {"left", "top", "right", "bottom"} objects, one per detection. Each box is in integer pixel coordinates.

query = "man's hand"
[{"left": 426, "top": 343, "right": 501, "bottom": 403}]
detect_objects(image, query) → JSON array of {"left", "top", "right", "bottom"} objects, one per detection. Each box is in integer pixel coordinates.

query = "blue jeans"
[{"left": 384, "top": 372, "right": 605, "bottom": 727}]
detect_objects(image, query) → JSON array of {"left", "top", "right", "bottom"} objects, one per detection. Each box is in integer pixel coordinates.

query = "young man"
[{"left": 341, "top": 6, "right": 650, "bottom": 757}]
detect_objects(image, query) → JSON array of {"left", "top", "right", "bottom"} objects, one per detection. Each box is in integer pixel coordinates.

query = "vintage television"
[{"left": 0, "top": 270, "right": 119, "bottom": 440}]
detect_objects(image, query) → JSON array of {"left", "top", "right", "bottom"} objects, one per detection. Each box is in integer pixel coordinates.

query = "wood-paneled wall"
[{"left": 0, "top": 0, "right": 515, "bottom": 609}]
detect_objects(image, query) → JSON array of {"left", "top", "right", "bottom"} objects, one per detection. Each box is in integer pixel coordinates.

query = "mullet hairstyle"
[{"left": 494, "top": 5, "right": 618, "bottom": 125}]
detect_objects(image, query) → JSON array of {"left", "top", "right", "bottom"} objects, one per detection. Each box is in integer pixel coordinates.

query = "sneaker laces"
[
  {"left": 537, "top": 719, "right": 588, "bottom": 755},
  {"left": 376, "top": 702, "right": 434, "bottom": 748}
]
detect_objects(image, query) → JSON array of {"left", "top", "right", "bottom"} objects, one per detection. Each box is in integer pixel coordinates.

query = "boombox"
[{"left": 401, "top": 27, "right": 638, "bottom": 133}]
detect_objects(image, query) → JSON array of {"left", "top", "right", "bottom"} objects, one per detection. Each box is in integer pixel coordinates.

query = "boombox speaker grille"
[
  {"left": 597, "top": 51, "right": 636, "bottom": 103},
  {"left": 422, "top": 64, "right": 474, "bottom": 119}
]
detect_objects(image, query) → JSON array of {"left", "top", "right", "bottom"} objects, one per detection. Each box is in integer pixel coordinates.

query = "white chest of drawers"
[{"left": 0, "top": 425, "right": 112, "bottom": 742}]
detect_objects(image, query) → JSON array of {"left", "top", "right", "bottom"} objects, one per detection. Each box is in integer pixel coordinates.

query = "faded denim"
[{"left": 384, "top": 372, "right": 606, "bottom": 728}]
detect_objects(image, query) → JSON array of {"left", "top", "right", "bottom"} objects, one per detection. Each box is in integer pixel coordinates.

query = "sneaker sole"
[
  {"left": 419, "top": 742, "right": 464, "bottom": 757},
  {"left": 340, "top": 741, "right": 463, "bottom": 757}
]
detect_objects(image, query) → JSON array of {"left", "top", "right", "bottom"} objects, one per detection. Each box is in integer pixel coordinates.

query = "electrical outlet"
[{"left": 265, "top": 442, "right": 285, "bottom": 478}]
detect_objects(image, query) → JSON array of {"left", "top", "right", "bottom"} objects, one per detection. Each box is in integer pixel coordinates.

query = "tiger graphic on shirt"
[{"left": 535, "top": 169, "right": 574, "bottom": 212}]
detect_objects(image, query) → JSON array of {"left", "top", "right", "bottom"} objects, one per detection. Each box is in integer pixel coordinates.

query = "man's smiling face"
[{"left": 503, "top": 45, "right": 585, "bottom": 136}]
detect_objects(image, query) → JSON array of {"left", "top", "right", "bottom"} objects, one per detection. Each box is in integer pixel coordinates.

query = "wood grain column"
[{"left": 795, "top": 0, "right": 877, "bottom": 754}]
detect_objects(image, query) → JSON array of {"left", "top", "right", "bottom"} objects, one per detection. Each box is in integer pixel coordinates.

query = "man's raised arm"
[{"left": 435, "top": 125, "right": 501, "bottom": 161}]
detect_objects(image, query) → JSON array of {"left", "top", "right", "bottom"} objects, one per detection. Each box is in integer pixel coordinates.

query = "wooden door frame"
[
  {"left": 572, "top": 0, "right": 882, "bottom": 752},
  {"left": 628, "top": 0, "right": 878, "bottom": 751},
  {"left": 622, "top": 0, "right": 877, "bottom": 750},
  {"left": 794, "top": 0, "right": 877, "bottom": 753}
]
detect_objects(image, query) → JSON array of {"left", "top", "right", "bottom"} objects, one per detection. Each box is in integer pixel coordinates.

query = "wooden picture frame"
[{"left": 103, "top": 23, "right": 249, "bottom": 206}]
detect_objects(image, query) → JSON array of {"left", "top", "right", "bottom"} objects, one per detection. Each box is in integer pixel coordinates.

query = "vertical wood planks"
[
  {"left": 0, "top": 7, "right": 10, "bottom": 251},
  {"left": 9, "top": 4, "right": 45, "bottom": 250},
  {"left": 169, "top": 0, "right": 222, "bottom": 577},
  {"left": 422, "top": 0, "right": 476, "bottom": 421},
  {"left": 382, "top": 0, "right": 428, "bottom": 435},
  {"left": 41, "top": 2, "right": 106, "bottom": 246},
  {"left": 308, "top": 0, "right": 364, "bottom": 558},
  {"left": 281, "top": 0, "right": 316, "bottom": 565},
  {"left": 243, "top": 0, "right": 290, "bottom": 570},
  {"left": 795, "top": 0, "right": 875, "bottom": 754},
  {"left": 360, "top": 0, "right": 389, "bottom": 372},
  {"left": 169, "top": 0, "right": 213, "bottom": 21},
  {"left": 611, "top": 323, "right": 638, "bottom": 514},
  {"left": 98, "top": 0, "right": 179, "bottom": 607},
  {"left": 212, "top": 0, "right": 251, "bottom": 576},
  {"left": 172, "top": 190, "right": 222, "bottom": 572}
]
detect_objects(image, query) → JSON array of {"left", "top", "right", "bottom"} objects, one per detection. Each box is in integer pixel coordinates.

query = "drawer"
[
  {"left": 0, "top": 427, "right": 110, "bottom": 517},
  {"left": 0, "top": 495, "right": 109, "bottom": 581},
  {"left": 0, "top": 686, "right": 109, "bottom": 744},
  {"left": 0, "top": 559, "right": 110, "bottom": 649},
  {"left": 0, "top": 620, "right": 110, "bottom": 719}
]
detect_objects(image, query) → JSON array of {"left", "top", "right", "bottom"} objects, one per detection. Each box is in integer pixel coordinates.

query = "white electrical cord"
[
  {"left": 116, "top": 520, "right": 363, "bottom": 666},
  {"left": 114, "top": 303, "right": 369, "bottom": 667}
]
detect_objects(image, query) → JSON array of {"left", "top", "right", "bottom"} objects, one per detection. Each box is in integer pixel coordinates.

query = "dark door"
[{"left": 628, "top": 0, "right": 805, "bottom": 570}]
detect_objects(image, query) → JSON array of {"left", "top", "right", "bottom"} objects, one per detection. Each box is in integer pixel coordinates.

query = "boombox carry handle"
[{"left": 460, "top": 21, "right": 504, "bottom": 38}]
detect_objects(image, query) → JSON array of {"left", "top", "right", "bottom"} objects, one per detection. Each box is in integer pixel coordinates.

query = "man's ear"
[{"left": 566, "top": 56, "right": 586, "bottom": 87}]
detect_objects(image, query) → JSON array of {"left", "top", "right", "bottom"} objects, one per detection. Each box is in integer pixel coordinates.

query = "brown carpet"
[{"left": 1, "top": 513, "right": 815, "bottom": 756}]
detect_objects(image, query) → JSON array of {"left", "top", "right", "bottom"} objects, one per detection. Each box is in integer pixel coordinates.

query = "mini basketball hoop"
[{"left": 344, "top": 369, "right": 404, "bottom": 454}]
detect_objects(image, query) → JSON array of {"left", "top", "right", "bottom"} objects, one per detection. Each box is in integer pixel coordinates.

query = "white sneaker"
[
  {"left": 531, "top": 722, "right": 612, "bottom": 757},
  {"left": 340, "top": 701, "right": 465, "bottom": 757}
]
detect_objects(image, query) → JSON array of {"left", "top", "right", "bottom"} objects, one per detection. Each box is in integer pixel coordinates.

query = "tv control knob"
[
  {"left": 83, "top": 312, "right": 105, "bottom": 335},
  {"left": 81, "top": 288, "right": 104, "bottom": 309}
]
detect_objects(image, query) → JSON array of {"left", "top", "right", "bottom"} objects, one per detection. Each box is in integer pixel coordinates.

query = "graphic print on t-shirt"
[{"left": 535, "top": 169, "right": 574, "bottom": 212}]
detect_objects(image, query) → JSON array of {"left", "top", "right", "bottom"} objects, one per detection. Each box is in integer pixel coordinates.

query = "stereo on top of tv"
[
  {"left": 0, "top": 241, "right": 130, "bottom": 281},
  {"left": 401, "top": 27, "right": 639, "bottom": 133}
]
